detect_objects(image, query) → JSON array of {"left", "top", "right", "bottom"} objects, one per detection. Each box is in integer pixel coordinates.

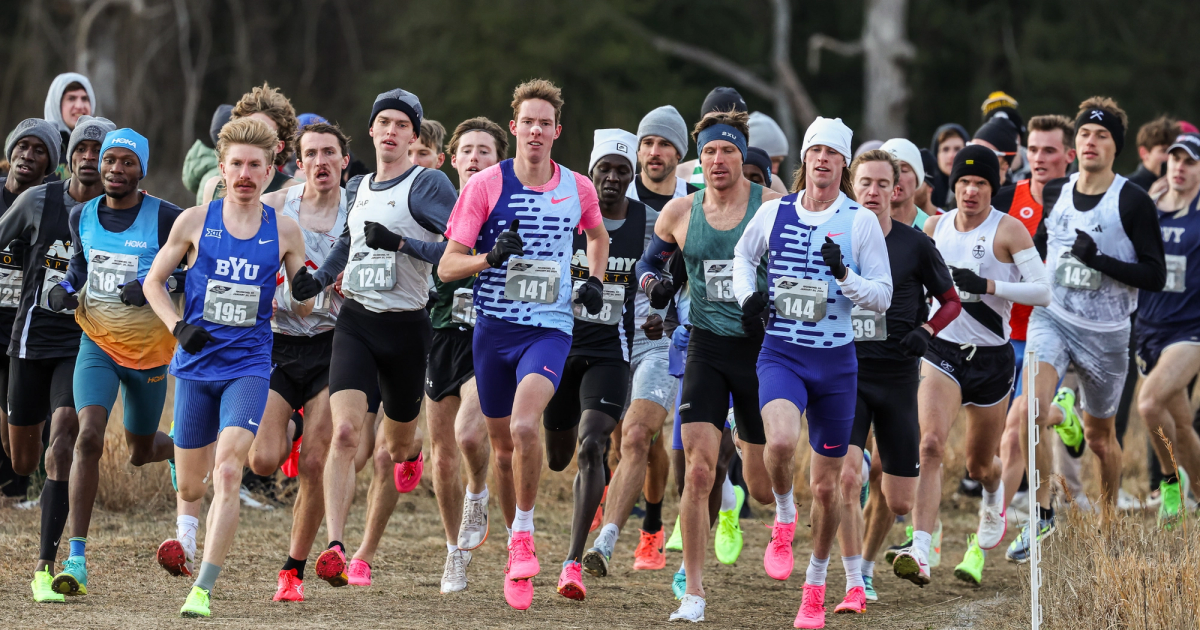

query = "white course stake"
[{"left": 1026, "top": 349, "right": 1041, "bottom": 630}]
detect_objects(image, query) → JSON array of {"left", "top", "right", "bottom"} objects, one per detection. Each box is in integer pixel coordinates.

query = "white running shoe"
[
  {"left": 239, "top": 487, "right": 275, "bottom": 511},
  {"left": 182, "top": 534, "right": 197, "bottom": 576},
  {"left": 440, "top": 549, "right": 471, "bottom": 593},
  {"left": 670, "top": 594, "right": 706, "bottom": 622},
  {"left": 977, "top": 495, "right": 1007, "bottom": 550},
  {"left": 458, "top": 494, "right": 489, "bottom": 551},
  {"left": 892, "top": 545, "right": 931, "bottom": 586}
]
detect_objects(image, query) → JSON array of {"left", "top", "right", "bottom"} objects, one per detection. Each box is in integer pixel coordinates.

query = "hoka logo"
[
  {"left": 214, "top": 257, "right": 260, "bottom": 281},
  {"left": 125, "top": 240, "right": 148, "bottom": 248}
]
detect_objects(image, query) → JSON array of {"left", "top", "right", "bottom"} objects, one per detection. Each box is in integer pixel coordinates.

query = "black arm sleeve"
[
  {"left": 398, "top": 168, "right": 458, "bottom": 264},
  {"left": 1088, "top": 185, "right": 1166, "bottom": 291},
  {"left": 63, "top": 203, "right": 87, "bottom": 292},
  {"left": 1033, "top": 178, "right": 1067, "bottom": 260},
  {"left": 313, "top": 175, "right": 360, "bottom": 288}
]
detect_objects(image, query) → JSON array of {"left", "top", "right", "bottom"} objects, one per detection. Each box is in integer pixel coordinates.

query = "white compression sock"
[
  {"left": 774, "top": 488, "right": 796, "bottom": 524},
  {"left": 982, "top": 480, "right": 1004, "bottom": 509},
  {"left": 805, "top": 554, "right": 830, "bottom": 586},
  {"left": 913, "top": 530, "right": 933, "bottom": 557},
  {"left": 842, "top": 555, "right": 864, "bottom": 590},
  {"left": 596, "top": 523, "right": 619, "bottom": 552},
  {"left": 466, "top": 486, "right": 489, "bottom": 502},
  {"left": 720, "top": 475, "right": 737, "bottom": 512},
  {"left": 177, "top": 515, "right": 199, "bottom": 543},
  {"left": 513, "top": 507, "right": 535, "bottom": 533},
  {"left": 861, "top": 560, "right": 875, "bottom": 578}
]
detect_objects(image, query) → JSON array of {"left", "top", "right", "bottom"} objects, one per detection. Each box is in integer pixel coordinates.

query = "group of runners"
[{"left": 2, "top": 73, "right": 1198, "bottom": 628}]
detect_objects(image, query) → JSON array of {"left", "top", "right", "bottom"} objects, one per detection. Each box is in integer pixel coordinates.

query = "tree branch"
[
  {"left": 807, "top": 33, "right": 863, "bottom": 73},
  {"left": 770, "top": 0, "right": 819, "bottom": 127}
]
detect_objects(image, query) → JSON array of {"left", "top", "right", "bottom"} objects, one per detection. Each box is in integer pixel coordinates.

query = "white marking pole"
[{"left": 1026, "top": 349, "right": 1041, "bottom": 630}]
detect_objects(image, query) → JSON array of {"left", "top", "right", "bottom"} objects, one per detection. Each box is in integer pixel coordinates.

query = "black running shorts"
[
  {"left": 678, "top": 327, "right": 765, "bottom": 445},
  {"left": 425, "top": 328, "right": 475, "bottom": 402},
  {"left": 850, "top": 359, "right": 921, "bottom": 477},
  {"left": 270, "top": 331, "right": 333, "bottom": 411},
  {"left": 328, "top": 300, "right": 431, "bottom": 423},
  {"left": 543, "top": 355, "right": 629, "bottom": 432},
  {"left": 922, "top": 337, "right": 1015, "bottom": 407},
  {"left": 8, "top": 355, "right": 75, "bottom": 427}
]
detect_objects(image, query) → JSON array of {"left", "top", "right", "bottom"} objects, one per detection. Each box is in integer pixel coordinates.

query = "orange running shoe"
[
  {"left": 632, "top": 529, "right": 667, "bottom": 570},
  {"left": 281, "top": 436, "right": 302, "bottom": 478},
  {"left": 273, "top": 568, "right": 304, "bottom": 602},
  {"left": 589, "top": 487, "right": 607, "bottom": 533}
]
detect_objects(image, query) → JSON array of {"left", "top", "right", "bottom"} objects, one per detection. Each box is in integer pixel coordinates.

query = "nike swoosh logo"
[
  {"left": 600, "top": 398, "right": 616, "bottom": 406},
  {"left": 551, "top": 196, "right": 572, "bottom": 204},
  {"left": 826, "top": 232, "right": 844, "bottom": 238},
  {"left": 543, "top": 366, "right": 558, "bottom": 378},
  {"left": 823, "top": 443, "right": 842, "bottom": 450},
  {"left": 249, "top": 420, "right": 259, "bottom": 427},
  {"left": 259, "top": 239, "right": 274, "bottom": 245}
]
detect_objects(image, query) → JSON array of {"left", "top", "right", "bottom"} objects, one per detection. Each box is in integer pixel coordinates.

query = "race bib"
[
  {"left": 504, "top": 258, "right": 560, "bottom": 304},
  {"left": 203, "top": 279, "right": 260, "bottom": 327},
  {"left": 572, "top": 280, "right": 624, "bottom": 325},
  {"left": 451, "top": 287, "right": 477, "bottom": 325},
  {"left": 1054, "top": 252, "right": 1100, "bottom": 291},
  {"left": 948, "top": 261, "right": 982, "bottom": 303},
  {"left": 311, "top": 285, "right": 334, "bottom": 315},
  {"left": 87, "top": 249, "right": 139, "bottom": 302},
  {"left": 38, "top": 268, "right": 71, "bottom": 312},
  {"left": 346, "top": 250, "right": 395, "bottom": 293},
  {"left": 772, "top": 276, "right": 828, "bottom": 322},
  {"left": 0, "top": 268, "right": 21, "bottom": 308},
  {"left": 1164, "top": 254, "right": 1187, "bottom": 293},
  {"left": 703, "top": 260, "right": 736, "bottom": 302},
  {"left": 851, "top": 305, "right": 887, "bottom": 341}
]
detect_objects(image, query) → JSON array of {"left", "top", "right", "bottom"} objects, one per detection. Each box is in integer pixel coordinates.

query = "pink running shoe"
[
  {"left": 273, "top": 568, "right": 304, "bottom": 602},
  {"left": 504, "top": 565, "right": 534, "bottom": 610},
  {"left": 557, "top": 561, "right": 586, "bottom": 600},
  {"left": 347, "top": 558, "right": 372, "bottom": 586},
  {"left": 834, "top": 586, "right": 866, "bottom": 614},
  {"left": 794, "top": 583, "right": 827, "bottom": 629},
  {"left": 394, "top": 452, "right": 424, "bottom": 493},
  {"left": 315, "top": 547, "right": 348, "bottom": 587},
  {"left": 764, "top": 519, "right": 796, "bottom": 580},
  {"left": 507, "top": 531, "right": 541, "bottom": 580}
]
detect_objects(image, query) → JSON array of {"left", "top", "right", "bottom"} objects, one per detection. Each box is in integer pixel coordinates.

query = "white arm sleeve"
[
  {"left": 732, "top": 199, "right": 777, "bottom": 307},
  {"left": 838, "top": 210, "right": 893, "bottom": 312},
  {"left": 992, "top": 246, "right": 1051, "bottom": 306}
]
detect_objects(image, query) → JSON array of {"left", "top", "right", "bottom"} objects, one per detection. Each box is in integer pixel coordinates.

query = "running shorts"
[
  {"left": 757, "top": 338, "right": 857, "bottom": 458},
  {"left": 173, "top": 375, "right": 270, "bottom": 449},
  {"left": 850, "top": 359, "right": 920, "bottom": 476},
  {"left": 923, "top": 336, "right": 1015, "bottom": 407},
  {"left": 7, "top": 354, "right": 75, "bottom": 427},
  {"left": 1135, "top": 320, "right": 1200, "bottom": 375},
  {"left": 678, "top": 327, "right": 765, "bottom": 445},
  {"left": 473, "top": 315, "right": 571, "bottom": 419},
  {"left": 270, "top": 330, "right": 333, "bottom": 411},
  {"left": 328, "top": 300, "right": 431, "bottom": 423},
  {"left": 426, "top": 327, "right": 474, "bottom": 402},
  {"left": 74, "top": 335, "right": 168, "bottom": 436},
  {"left": 544, "top": 355, "right": 629, "bottom": 431},
  {"left": 627, "top": 338, "right": 676, "bottom": 411},
  {"left": 1026, "top": 306, "right": 1129, "bottom": 417}
]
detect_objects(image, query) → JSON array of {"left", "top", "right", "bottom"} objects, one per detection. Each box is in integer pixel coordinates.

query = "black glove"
[
  {"left": 173, "top": 320, "right": 215, "bottom": 354},
  {"left": 643, "top": 276, "right": 676, "bottom": 309},
  {"left": 290, "top": 266, "right": 322, "bottom": 302},
  {"left": 899, "top": 326, "right": 932, "bottom": 357},
  {"left": 574, "top": 276, "right": 605, "bottom": 314},
  {"left": 821, "top": 236, "right": 847, "bottom": 280},
  {"left": 486, "top": 220, "right": 523, "bottom": 268},
  {"left": 641, "top": 313, "right": 664, "bottom": 341},
  {"left": 1071, "top": 228, "right": 1098, "bottom": 265},
  {"left": 364, "top": 221, "right": 404, "bottom": 252},
  {"left": 119, "top": 279, "right": 147, "bottom": 307},
  {"left": 426, "top": 288, "right": 439, "bottom": 312},
  {"left": 740, "top": 290, "right": 769, "bottom": 335},
  {"left": 47, "top": 283, "right": 78, "bottom": 311},
  {"left": 950, "top": 266, "right": 989, "bottom": 296}
]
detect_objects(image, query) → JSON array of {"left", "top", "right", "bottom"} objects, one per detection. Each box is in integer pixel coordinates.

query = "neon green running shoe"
[
  {"left": 885, "top": 525, "right": 913, "bottom": 565},
  {"left": 665, "top": 515, "right": 683, "bottom": 552},
  {"left": 714, "top": 486, "right": 744, "bottom": 565},
  {"left": 671, "top": 568, "right": 686, "bottom": 600},
  {"left": 52, "top": 556, "right": 88, "bottom": 595},
  {"left": 953, "top": 534, "right": 984, "bottom": 585},
  {"left": 180, "top": 585, "right": 211, "bottom": 618},
  {"left": 1052, "top": 388, "right": 1086, "bottom": 458},
  {"left": 31, "top": 570, "right": 64, "bottom": 603},
  {"left": 1159, "top": 477, "right": 1183, "bottom": 530}
]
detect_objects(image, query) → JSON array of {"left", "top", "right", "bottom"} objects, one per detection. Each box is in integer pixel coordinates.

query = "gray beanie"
[
  {"left": 369, "top": 88, "right": 423, "bottom": 132},
  {"left": 748, "top": 112, "right": 789, "bottom": 158},
  {"left": 5, "top": 118, "right": 60, "bottom": 177},
  {"left": 66, "top": 115, "right": 116, "bottom": 168},
  {"left": 637, "top": 105, "right": 688, "bottom": 159}
]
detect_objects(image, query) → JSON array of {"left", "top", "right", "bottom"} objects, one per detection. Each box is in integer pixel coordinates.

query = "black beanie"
[
  {"left": 950, "top": 144, "right": 1001, "bottom": 193},
  {"left": 973, "top": 118, "right": 1018, "bottom": 156},
  {"left": 700, "top": 87, "right": 747, "bottom": 117},
  {"left": 209, "top": 104, "right": 233, "bottom": 148}
]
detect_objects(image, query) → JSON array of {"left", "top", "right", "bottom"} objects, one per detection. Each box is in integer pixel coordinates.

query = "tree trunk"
[{"left": 861, "top": 0, "right": 914, "bottom": 140}]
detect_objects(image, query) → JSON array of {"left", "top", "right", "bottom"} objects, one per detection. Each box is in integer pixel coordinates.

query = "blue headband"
[
  {"left": 101, "top": 128, "right": 149, "bottom": 178},
  {"left": 697, "top": 124, "right": 747, "bottom": 160}
]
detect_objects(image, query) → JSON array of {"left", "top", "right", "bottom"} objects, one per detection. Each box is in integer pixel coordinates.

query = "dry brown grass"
[{"left": 93, "top": 385, "right": 176, "bottom": 512}]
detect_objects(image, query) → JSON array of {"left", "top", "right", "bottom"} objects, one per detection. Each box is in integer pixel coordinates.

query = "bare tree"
[
  {"left": 809, "top": 0, "right": 915, "bottom": 140},
  {"left": 173, "top": 0, "right": 212, "bottom": 151}
]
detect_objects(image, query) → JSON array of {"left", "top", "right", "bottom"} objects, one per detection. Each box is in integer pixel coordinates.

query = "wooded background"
[{"left": 1, "top": 0, "right": 1196, "bottom": 203}]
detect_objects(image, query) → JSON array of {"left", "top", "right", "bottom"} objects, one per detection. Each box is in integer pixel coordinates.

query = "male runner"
[
  {"left": 590, "top": 104, "right": 693, "bottom": 575},
  {"left": 290, "top": 88, "right": 458, "bottom": 588},
  {"left": 881, "top": 139, "right": 929, "bottom": 230},
  {"left": 971, "top": 118, "right": 1019, "bottom": 188},
  {"left": 636, "top": 109, "right": 781, "bottom": 622},
  {"left": 734, "top": 119, "right": 893, "bottom": 628},
  {"left": 1126, "top": 116, "right": 1179, "bottom": 191},
  {"left": 257, "top": 122, "right": 350, "bottom": 601},
  {"left": 891, "top": 145, "right": 1051, "bottom": 587},
  {"left": 44, "top": 127, "right": 184, "bottom": 598},
  {"left": 201, "top": 83, "right": 299, "bottom": 203},
  {"left": 542, "top": 129, "right": 645, "bottom": 600},
  {"left": 427, "top": 117, "right": 510, "bottom": 593},
  {"left": 1133, "top": 131, "right": 1200, "bottom": 527},
  {"left": 44, "top": 73, "right": 96, "bottom": 179},
  {"left": 438, "top": 79, "right": 608, "bottom": 610},
  {"left": 834, "top": 148, "right": 959, "bottom": 611},
  {"left": 1008, "top": 97, "right": 1165, "bottom": 562},
  {"left": 675, "top": 87, "right": 748, "bottom": 190},
  {"left": 143, "top": 117, "right": 310, "bottom": 617},
  {"left": 1, "top": 116, "right": 109, "bottom": 603}
]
